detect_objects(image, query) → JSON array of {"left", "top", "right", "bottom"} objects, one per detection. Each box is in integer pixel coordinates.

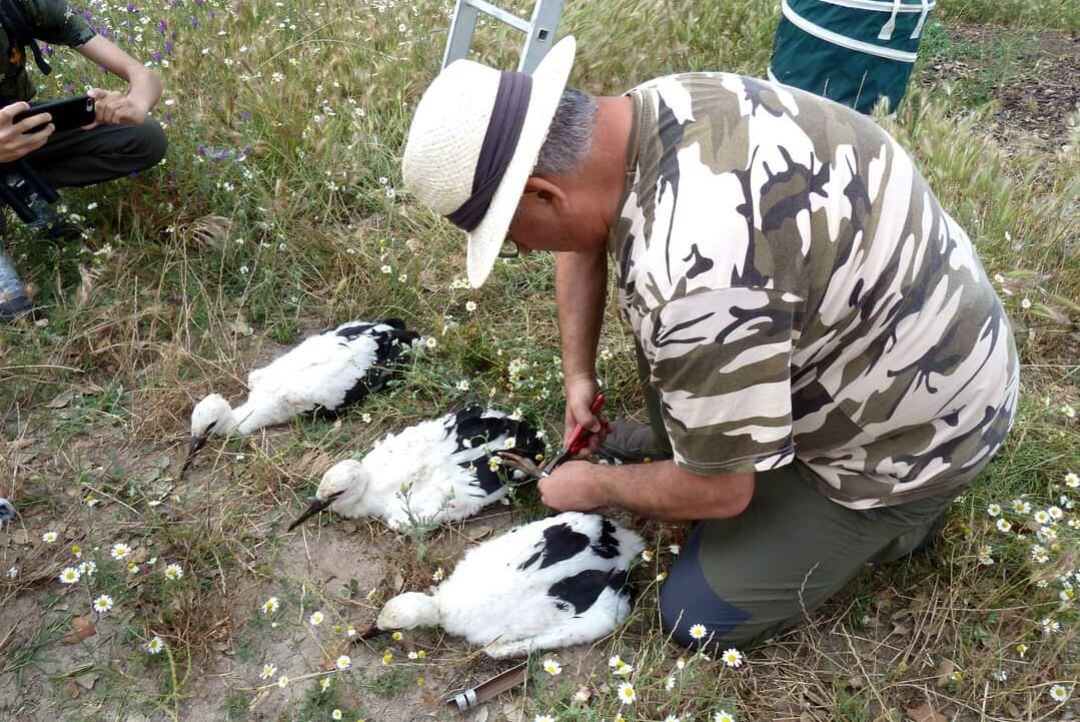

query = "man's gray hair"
[{"left": 534, "top": 86, "right": 597, "bottom": 176}]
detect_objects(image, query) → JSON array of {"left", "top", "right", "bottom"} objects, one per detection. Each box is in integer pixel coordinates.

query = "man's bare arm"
[
  {"left": 538, "top": 459, "right": 755, "bottom": 521},
  {"left": 556, "top": 248, "right": 608, "bottom": 444},
  {"left": 76, "top": 36, "right": 162, "bottom": 123}
]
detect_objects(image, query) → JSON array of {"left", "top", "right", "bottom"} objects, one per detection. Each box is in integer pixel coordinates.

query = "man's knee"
[
  {"left": 657, "top": 564, "right": 755, "bottom": 649},
  {"left": 126, "top": 118, "right": 167, "bottom": 170}
]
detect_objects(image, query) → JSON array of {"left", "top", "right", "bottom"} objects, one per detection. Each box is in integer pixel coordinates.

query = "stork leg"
[{"left": 496, "top": 452, "right": 544, "bottom": 484}]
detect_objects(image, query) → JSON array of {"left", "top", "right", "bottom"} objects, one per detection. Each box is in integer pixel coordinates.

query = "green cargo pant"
[{"left": 632, "top": 344, "right": 963, "bottom": 649}]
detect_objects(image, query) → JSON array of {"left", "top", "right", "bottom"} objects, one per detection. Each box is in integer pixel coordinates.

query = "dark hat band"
[{"left": 445, "top": 71, "right": 533, "bottom": 233}]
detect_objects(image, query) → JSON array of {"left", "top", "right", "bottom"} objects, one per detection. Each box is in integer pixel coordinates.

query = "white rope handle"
[
  {"left": 911, "top": 0, "right": 931, "bottom": 39},
  {"left": 877, "top": 0, "right": 902, "bottom": 40}
]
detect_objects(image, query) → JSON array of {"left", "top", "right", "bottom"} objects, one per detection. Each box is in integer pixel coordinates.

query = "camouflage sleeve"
[
  {"left": 639, "top": 287, "right": 801, "bottom": 476},
  {"left": 22, "top": 0, "right": 95, "bottom": 47}
]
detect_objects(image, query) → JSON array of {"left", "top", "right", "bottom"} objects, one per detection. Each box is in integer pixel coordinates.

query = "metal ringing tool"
[
  {"left": 500, "top": 392, "right": 608, "bottom": 481},
  {"left": 446, "top": 662, "right": 526, "bottom": 711}
]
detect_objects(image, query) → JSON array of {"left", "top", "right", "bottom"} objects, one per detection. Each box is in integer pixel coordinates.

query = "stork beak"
[
  {"left": 179, "top": 434, "right": 209, "bottom": 478},
  {"left": 287, "top": 490, "right": 345, "bottom": 532}
]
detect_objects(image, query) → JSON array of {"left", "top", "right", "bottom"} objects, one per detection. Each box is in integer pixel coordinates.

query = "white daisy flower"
[
  {"left": 1012, "top": 499, "right": 1032, "bottom": 514},
  {"left": 432, "top": 567, "right": 445, "bottom": 582},
  {"left": 261, "top": 597, "right": 279, "bottom": 614},
  {"left": 688, "top": 623, "right": 708, "bottom": 640},
  {"left": 308, "top": 611, "right": 324, "bottom": 626},
  {"left": 675, "top": 657, "right": 687, "bottom": 670},
  {"left": 332, "top": 710, "right": 343, "bottom": 720},
  {"left": 668, "top": 544, "right": 681, "bottom": 555},
  {"left": 110, "top": 542, "right": 131, "bottom": 560},
  {"left": 986, "top": 503, "right": 1002, "bottom": 517},
  {"left": 1063, "top": 405, "right": 1076, "bottom": 419},
  {"left": 1034, "top": 510, "right": 1051, "bottom": 525},
  {"left": 616, "top": 681, "right": 635, "bottom": 704},
  {"left": 92, "top": 595, "right": 114, "bottom": 613},
  {"left": 991, "top": 669, "right": 1007, "bottom": 682},
  {"left": 456, "top": 380, "right": 470, "bottom": 392},
  {"left": 641, "top": 549, "right": 654, "bottom": 562},
  {"left": 465, "top": 301, "right": 478, "bottom": 313},
  {"left": 335, "top": 655, "right": 351, "bottom": 670},
  {"left": 42, "top": 531, "right": 58, "bottom": 543},
  {"left": 1047, "top": 506, "right": 1063, "bottom": 520},
  {"left": 608, "top": 654, "right": 623, "bottom": 668},
  {"left": 276, "top": 675, "right": 289, "bottom": 688},
  {"left": 1059, "top": 588, "right": 1075, "bottom": 603},
  {"left": 1065, "top": 472, "right": 1079, "bottom": 488},
  {"left": 542, "top": 658, "right": 562, "bottom": 676},
  {"left": 146, "top": 636, "right": 165, "bottom": 654},
  {"left": 995, "top": 518, "right": 1012, "bottom": 533},
  {"left": 59, "top": 567, "right": 81, "bottom": 584},
  {"left": 260, "top": 663, "right": 277, "bottom": 679},
  {"left": 612, "top": 662, "right": 634, "bottom": 676},
  {"left": 665, "top": 675, "right": 676, "bottom": 692},
  {"left": 1049, "top": 684, "right": 1069, "bottom": 702},
  {"left": 164, "top": 563, "right": 183, "bottom": 580},
  {"left": 320, "top": 677, "right": 331, "bottom": 692},
  {"left": 714, "top": 711, "right": 735, "bottom": 722},
  {"left": 1042, "top": 617, "right": 1061, "bottom": 634},
  {"left": 1016, "top": 643, "right": 1028, "bottom": 657},
  {"left": 721, "top": 648, "right": 744, "bottom": 668},
  {"left": 78, "top": 560, "right": 97, "bottom": 576}
]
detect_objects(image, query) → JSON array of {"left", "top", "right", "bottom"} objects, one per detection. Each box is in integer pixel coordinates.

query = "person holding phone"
[{"left": 0, "top": 0, "right": 165, "bottom": 320}]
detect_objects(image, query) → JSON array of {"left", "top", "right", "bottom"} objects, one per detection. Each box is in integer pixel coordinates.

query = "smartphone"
[{"left": 13, "top": 95, "right": 96, "bottom": 133}]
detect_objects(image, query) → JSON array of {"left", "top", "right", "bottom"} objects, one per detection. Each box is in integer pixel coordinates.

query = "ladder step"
[{"left": 465, "top": 0, "right": 530, "bottom": 33}]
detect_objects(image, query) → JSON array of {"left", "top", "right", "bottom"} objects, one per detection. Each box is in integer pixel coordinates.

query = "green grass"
[{"left": 0, "top": 0, "right": 1077, "bottom": 720}]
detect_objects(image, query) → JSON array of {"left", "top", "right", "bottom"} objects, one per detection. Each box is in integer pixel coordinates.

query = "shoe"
[
  {"left": 597, "top": 420, "right": 673, "bottom": 463},
  {"left": 0, "top": 247, "right": 32, "bottom": 320}
]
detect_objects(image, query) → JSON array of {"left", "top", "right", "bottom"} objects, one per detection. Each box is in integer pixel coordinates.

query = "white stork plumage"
[
  {"left": 184, "top": 319, "right": 418, "bottom": 472},
  {"left": 288, "top": 406, "right": 544, "bottom": 531},
  {"left": 376, "top": 512, "right": 644, "bottom": 657}
]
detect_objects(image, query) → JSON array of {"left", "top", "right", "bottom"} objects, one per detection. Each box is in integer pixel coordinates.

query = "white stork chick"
[
  {"left": 184, "top": 319, "right": 418, "bottom": 470},
  {"left": 289, "top": 407, "right": 544, "bottom": 532},
  {"left": 376, "top": 512, "right": 644, "bottom": 657}
]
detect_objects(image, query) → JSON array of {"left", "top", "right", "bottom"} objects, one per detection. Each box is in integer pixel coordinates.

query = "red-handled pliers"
[{"left": 541, "top": 392, "right": 608, "bottom": 476}]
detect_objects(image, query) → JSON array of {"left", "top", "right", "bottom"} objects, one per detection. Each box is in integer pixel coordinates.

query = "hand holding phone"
[
  {"left": 87, "top": 88, "right": 147, "bottom": 127},
  {"left": 13, "top": 96, "right": 95, "bottom": 134},
  {"left": 0, "top": 102, "right": 54, "bottom": 163}
]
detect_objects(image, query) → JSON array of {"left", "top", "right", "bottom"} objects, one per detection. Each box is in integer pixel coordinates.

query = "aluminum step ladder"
[{"left": 442, "top": 0, "right": 565, "bottom": 74}]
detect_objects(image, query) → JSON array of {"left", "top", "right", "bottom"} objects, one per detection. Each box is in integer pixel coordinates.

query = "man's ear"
[{"left": 523, "top": 176, "right": 568, "bottom": 211}]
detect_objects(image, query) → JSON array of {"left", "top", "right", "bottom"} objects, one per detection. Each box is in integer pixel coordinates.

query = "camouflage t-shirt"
[
  {"left": 609, "top": 73, "right": 1019, "bottom": 509},
  {"left": 0, "top": 0, "right": 95, "bottom": 103}
]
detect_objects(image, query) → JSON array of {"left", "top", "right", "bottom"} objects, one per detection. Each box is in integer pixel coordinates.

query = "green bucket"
[{"left": 769, "top": 0, "right": 934, "bottom": 114}]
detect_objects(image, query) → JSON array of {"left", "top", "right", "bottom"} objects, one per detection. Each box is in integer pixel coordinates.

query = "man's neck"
[{"left": 582, "top": 95, "right": 634, "bottom": 243}]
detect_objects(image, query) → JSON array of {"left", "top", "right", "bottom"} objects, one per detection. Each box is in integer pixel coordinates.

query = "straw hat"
[{"left": 402, "top": 37, "right": 576, "bottom": 288}]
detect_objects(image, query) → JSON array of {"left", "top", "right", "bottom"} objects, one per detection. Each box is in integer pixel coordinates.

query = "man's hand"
[
  {"left": 86, "top": 88, "right": 147, "bottom": 128},
  {"left": 0, "top": 103, "right": 54, "bottom": 163},
  {"left": 564, "top": 375, "right": 607, "bottom": 457},
  {"left": 538, "top": 460, "right": 608, "bottom": 511}
]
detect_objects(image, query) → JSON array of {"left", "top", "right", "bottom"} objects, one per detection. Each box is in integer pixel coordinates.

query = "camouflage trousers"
[{"left": 632, "top": 342, "right": 965, "bottom": 648}]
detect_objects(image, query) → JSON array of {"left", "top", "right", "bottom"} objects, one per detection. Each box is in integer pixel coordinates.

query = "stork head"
[
  {"left": 182, "top": 394, "right": 237, "bottom": 477},
  {"left": 190, "top": 394, "right": 236, "bottom": 440},
  {"left": 377, "top": 592, "right": 441, "bottom": 630},
  {"left": 287, "top": 459, "right": 370, "bottom": 531}
]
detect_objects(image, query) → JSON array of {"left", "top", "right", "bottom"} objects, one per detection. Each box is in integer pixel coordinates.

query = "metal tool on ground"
[
  {"left": 499, "top": 392, "right": 608, "bottom": 480},
  {"left": 446, "top": 662, "right": 526, "bottom": 711},
  {"left": 442, "top": 0, "right": 564, "bottom": 74}
]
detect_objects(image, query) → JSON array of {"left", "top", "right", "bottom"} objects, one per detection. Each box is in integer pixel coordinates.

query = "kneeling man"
[{"left": 402, "top": 37, "right": 1018, "bottom": 648}]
